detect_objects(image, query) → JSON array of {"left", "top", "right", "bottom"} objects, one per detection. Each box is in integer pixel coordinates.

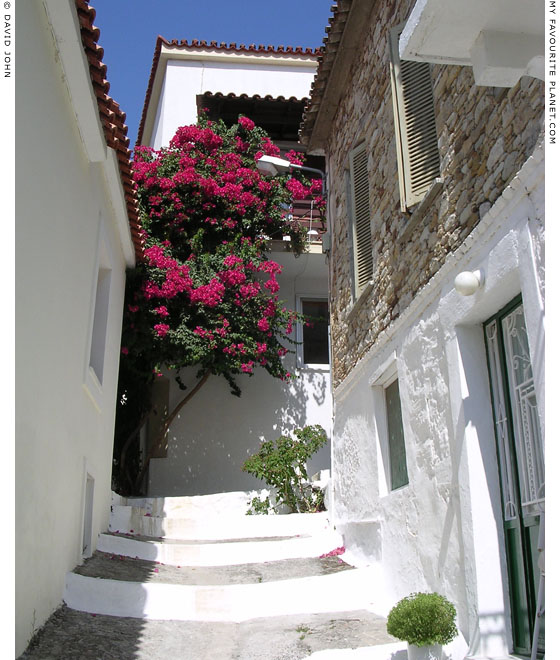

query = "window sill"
[
  {"left": 399, "top": 177, "right": 444, "bottom": 242},
  {"left": 298, "top": 364, "right": 331, "bottom": 372},
  {"left": 348, "top": 279, "right": 375, "bottom": 322}
]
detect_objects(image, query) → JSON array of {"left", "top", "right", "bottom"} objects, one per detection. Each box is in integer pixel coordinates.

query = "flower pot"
[{"left": 407, "top": 643, "right": 442, "bottom": 660}]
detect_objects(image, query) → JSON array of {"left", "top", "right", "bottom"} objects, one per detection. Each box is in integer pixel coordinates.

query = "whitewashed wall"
[
  {"left": 15, "top": 3, "right": 132, "bottom": 655},
  {"left": 148, "top": 248, "right": 332, "bottom": 497},
  {"left": 329, "top": 143, "right": 544, "bottom": 657}
]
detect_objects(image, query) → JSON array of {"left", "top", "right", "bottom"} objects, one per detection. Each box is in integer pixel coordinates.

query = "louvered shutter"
[
  {"left": 350, "top": 143, "right": 372, "bottom": 295},
  {"left": 389, "top": 26, "right": 440, "bottom": 210}
]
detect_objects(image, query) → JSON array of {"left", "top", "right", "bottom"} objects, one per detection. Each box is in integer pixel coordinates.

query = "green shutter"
[
  {"left": 389, "top": 26, "right": 440, "bottom": 210},
  {"left": 350, "top": 143, "right": 372, "bottom": 294},
  {"left": 385, "top": 379, "right": 409, "bottom": 490}
]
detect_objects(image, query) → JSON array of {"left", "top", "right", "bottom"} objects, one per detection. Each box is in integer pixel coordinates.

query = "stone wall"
[{"left": 326, "top": 0, "right": 544, "bottom": 387}]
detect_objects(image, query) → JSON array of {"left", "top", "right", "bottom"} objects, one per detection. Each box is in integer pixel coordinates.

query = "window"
[
  {"left": 89, "top": 264, "right": 111, "bottom": 384},
  {"left": 384, "top": 378, "right": 409, "bottom": 490},
  {"left": 372, "top": 358, "right": 409, "bottom": 494},
  {"left": 84, "top": 228, "right": 113, "bottom": 411},
  {"left": 349, "top": 142, "right": 373, "bottom": 296},
  {"left": 297, "top": 297, "right": 329, "bottom": 367},
  {"left": 389, "top": 25, "right": 440, "bottom": 211}
]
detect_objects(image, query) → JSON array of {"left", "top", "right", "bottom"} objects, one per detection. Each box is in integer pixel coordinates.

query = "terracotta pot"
[{"left": 407, "top": 643, "right": 443, "bottom": 660}]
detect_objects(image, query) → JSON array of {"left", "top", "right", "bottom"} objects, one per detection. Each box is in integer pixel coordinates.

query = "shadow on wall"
[
  {"left": 18, "top": 552, "right": 160, "bottom": 659},
  {"left": 148, "top": 366, "right": 331, "bottom": 497}
]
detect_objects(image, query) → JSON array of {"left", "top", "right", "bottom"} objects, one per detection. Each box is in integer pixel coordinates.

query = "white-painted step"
[
  {"left": 64, "top": 566, "right": 382, "bottom": 622},
  {"left": 122, "top": 490, "right": 260, "bottom": 519},
  {"left": 110, "top": 505, "right": 332, "bottom": 540},
  {"left": 97, "top": 529, "right": 344, "bottom": 566}
]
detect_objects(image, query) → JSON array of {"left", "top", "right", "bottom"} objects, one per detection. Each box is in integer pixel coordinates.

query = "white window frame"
[
  {"left": 371, "top": 355, "right": 409, "bottom": 496},
  {"left": 296, "top": 295, "right": 330, "bottom": 371}
]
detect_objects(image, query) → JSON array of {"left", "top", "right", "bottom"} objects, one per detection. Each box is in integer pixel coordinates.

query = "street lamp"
[{"left": 256, "top": 155, "right": 327, "bottom": 198}]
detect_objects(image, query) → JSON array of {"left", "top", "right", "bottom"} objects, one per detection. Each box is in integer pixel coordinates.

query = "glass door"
[{"left": 484, "top": 297, "right": 544, "bottom": 656}]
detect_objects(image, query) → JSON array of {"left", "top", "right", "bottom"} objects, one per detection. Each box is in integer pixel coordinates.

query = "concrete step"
[
  {"left": 72, "top": 551, "right": 352, "bottom": 585},
  {"left": 121, "top": 490, "right": 261, "bottom": 519},
  {"left": 97, "top": 528, "right": 344, "bottom": 566},
  {"left": 110, "top": 504, "right": 332, "bottom": 540},
  {"left": 64, "top": 563, "right": 384, "bottom": 621},
  {"left": 18, "top": 605, "right": 403, "bottom": 660}
]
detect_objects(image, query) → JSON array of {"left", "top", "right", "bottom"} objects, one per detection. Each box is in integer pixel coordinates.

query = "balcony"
[{"left": 399, "top": 0, "right": 545, "bottom": 87}]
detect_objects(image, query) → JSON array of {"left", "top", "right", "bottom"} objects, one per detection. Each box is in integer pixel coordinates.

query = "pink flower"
[
  {"left": 238, "top": 116, "right": 255, "bottom": 131},
  {"left": 121, "top": 347, "right": 129, "bottom": 355},
  {"left": 154, "top": 305, "right": 169, "bottom": 316},
  {"left": 257, "top": 318, "right": 270, "bottom": 332},
  {"left": 154, "top": 323, "right": 170, "bottom": 337},
  {"left": 241, "top": 361, "right": 254, "bottom": 373}
]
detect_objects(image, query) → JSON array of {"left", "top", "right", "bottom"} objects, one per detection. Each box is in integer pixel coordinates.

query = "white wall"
[
  {"left": 329, "top": 142, "right": 544, "bottom": 656},
  {"left": 147, "top": 52, "right": 317, "bottom": 148},
  {"left": 15, "top": 3, "right": 130, "bottom": 655},
  {"left": 148, "top": 248, "right": 332, "bottom": 497}
]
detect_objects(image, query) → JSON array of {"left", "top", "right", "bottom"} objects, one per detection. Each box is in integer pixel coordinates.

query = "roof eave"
[{"left": 301, "top": 0, "right": 375, "bottom": 152}]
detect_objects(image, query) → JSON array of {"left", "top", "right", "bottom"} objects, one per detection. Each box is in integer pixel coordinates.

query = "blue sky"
[{"left": 92, "top": 0, "right": 333, "bottom": 147}]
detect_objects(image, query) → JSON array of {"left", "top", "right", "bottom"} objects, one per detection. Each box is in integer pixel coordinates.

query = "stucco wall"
[
  {"left": 325, "top": 0, "right": 544, "bottom": 388},
  {"left": 15, "top": 3, "right": 128, "bottom": 655},
  {"left": 148, "top": 249, "right": 332, "bottom": 497}
]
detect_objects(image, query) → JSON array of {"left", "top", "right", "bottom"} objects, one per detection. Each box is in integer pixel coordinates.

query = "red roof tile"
[{"left": 75, "top": 0, "right": 143, "bottom": 261}]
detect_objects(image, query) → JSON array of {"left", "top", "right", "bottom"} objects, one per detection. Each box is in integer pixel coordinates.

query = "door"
[{"left": 484, "top": 297, "right": 545, "bottom": 656}]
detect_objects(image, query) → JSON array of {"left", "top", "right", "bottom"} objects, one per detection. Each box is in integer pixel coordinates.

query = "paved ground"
[
  {"left": 73, "top": 551, "right": 352, "bottom": 585},
  {"left": 19, "top": 606, "right": 397, "bottom": 660}
]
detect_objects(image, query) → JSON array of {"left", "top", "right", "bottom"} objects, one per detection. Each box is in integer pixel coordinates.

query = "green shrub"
[
  {"left": 386, "top": 592, "right": 458, "bottom": 647},
  {"left": 242, "top": 425, "right": 327, "bottom": 514}
]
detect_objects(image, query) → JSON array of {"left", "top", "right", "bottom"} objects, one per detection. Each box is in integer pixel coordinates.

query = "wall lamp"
[
  {"left": 454, "top": 269, "right": 485, "bottom": 296},
  {"left": 256, "top": 155, "right": 327, "bottom": 198}
]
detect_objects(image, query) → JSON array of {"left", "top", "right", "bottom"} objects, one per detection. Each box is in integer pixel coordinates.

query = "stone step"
[
  {"left": 73, "top": 551, "right": 352, "bottom": 585},
  {"left": 18, "top": 605, "right": 402, "bottom": 660},
  {"left": 110, "top": 504, "right": 331, "bottom": 540},
  {"left": 97, "top": 528, "right": 344, "bottom": 566},
  {"left": 64, "top": 564, "right": 384, "bottom": 622}
]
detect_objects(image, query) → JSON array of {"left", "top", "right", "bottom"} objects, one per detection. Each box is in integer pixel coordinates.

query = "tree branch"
[{"left": 134, "top": 370, "right": 212, "bottom": 491}]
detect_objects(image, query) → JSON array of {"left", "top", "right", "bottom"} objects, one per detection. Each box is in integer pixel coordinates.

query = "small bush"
[
  {"left": 242, "top": 425, "right": 327, "bottom": 514},
  {"left": 386, "top": 592, "right": 458, "bottom": 647}
]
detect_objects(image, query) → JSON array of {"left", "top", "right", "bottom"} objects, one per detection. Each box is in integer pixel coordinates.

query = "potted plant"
[{"left": 386, "top": 592, "right": 458, "bottom": 660}]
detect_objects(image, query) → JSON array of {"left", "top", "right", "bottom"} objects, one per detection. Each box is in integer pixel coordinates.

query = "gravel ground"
[{"left": 19, "top": 606, "right": 397, "bottom": 660}]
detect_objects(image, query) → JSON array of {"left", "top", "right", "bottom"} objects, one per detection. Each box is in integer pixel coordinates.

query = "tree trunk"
[{"left": 134, "top": 370, "right": 211, "bottom": 491}]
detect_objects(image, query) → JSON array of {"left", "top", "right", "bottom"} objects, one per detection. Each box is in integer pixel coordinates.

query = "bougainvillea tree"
[{"left": 113, "top": 114, "right": 325, "bottom": 494}]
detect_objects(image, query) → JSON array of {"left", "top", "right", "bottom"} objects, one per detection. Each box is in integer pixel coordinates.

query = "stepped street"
[{"left": 19, "top": 491, "right": 406, "bottom": 659}]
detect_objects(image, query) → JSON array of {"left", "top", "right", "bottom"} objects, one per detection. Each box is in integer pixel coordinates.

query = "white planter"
[{"left": 407, "top": 643, "right": 442, "bottom": 660}]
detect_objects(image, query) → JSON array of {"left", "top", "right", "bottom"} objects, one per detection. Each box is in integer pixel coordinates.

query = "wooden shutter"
[
  {"left": 350, "top": 143, "right": 373, "bottom": 295},
  {"left": 389, "top": 26, "right": 440, "bottom": 210}
]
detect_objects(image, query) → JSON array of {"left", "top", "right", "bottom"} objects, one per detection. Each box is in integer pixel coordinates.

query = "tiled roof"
[
  {"left": 75, "top": 0, "right": 143, "bottom": 261},
  {"left": 299, "top": 0, "right": 352, "bottom": 147},
  {"left": 137, "top": 37, "right": 320, "bottom": 145},
  {"left": 199, "top": 91, "right": 309, "bottom": 103}
]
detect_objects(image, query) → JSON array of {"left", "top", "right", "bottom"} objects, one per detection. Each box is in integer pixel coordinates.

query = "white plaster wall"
[
  {"left": 15, "top": 3, "right": 129, "bottom": 655},
  {"left": 329, "top": 143, "right": 544, "bottom": 656},
  {"left": 148, "top": 250, "right": 332, "bottom": 497},
  {"left": 150, "top": 56, "right": 317, "bottom": 148}
]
